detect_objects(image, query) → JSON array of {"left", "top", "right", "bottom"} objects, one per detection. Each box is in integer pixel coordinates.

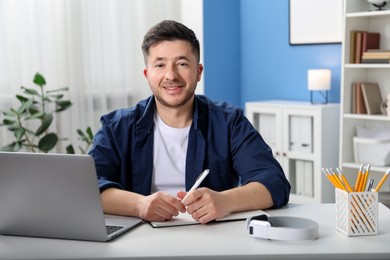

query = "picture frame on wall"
[{"left": 289, "top": 0, "right": 343, "bottom": 45}]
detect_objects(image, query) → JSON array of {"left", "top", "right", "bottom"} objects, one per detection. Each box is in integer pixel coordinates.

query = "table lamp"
[{"left": 307, "top": 69, "right": 331, "bottom": 104}]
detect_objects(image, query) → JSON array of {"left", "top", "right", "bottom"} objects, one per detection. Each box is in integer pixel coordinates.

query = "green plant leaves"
[
  {"left": 17, "top": 99, "right": 34, "bottom": 114},
  {"left": 38, "top": 133, "right": 58, "bottom": 152},
  {"left": 0, "top": 72, "right": 93, "bottom": 154},
  {"left": 33, "top": 72, "right": 46, "bottom": 87},
  {"left": 55, "top": 100, "right": 72, "bottom": 112},
  {"left": 13, "top": 128, "right": 25, "bottom": 141},
  {"left": 35, "top": 114, "right": 53, "bottom": 136},
  {"left": 66, "top": 145, "right": 75, "bottom": 154},
  {"left": 1, "top": 142, "right": 23, "bottom": 152},
  {"left": 21, "top": 87, "right": 40, "bottom": 96}
]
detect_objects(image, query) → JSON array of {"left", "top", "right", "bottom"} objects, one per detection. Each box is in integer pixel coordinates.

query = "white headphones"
[{"left": 246, "top": 214, "right": 319, "bottom": 241}]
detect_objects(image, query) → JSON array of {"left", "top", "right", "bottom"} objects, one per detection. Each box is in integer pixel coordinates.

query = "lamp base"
[{"left": 310, "top": 90, "right": 328, "bottom": 104}]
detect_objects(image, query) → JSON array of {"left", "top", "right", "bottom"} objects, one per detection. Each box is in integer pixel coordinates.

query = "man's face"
[{"left": 143, "top": 40, "right": 203, "bottom": 109}]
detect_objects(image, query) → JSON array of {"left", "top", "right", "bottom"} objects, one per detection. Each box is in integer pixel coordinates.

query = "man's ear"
[
  {"left": 197, "top": 64, "right": 204, "bottom": 82},
  {"left": 143, "top": 68, "right": 148, "bottom": 78}
]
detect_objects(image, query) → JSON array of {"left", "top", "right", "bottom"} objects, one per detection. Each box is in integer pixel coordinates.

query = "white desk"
[{"left": 1, "top": 203, "right": 390, "bottom": 259}]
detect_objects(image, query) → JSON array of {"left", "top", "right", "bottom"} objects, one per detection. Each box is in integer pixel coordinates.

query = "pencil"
[
  {"left": 329, "top": 168, "right": 346, "bottom": 191},
  {"left": 362, "top": 164, "right": 370, "bottom": 191},
  {"left": 336, "top": 168, "right": 353, "bottom": 192},
  {"left": 323, "top": 168, "right": 339, "bottom": 189},
  {"left": 354, "top": 164, "right": 364, "bottom": 192},
  {"left": 357, "top": 167, "right": 368, "bottom": 192},
  {"left": 374, "top": 168, "right": 390, "bottom": 192}
]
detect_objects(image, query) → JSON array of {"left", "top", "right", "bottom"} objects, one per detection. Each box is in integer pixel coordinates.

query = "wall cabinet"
[
  {"left": 245, "top": 100, "right": 340, "bottom": 203},
  {"left": 340, "top": 0, "right": 390, "bottom": 192}
]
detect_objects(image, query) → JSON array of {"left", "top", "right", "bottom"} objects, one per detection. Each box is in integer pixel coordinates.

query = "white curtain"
[{"left": 0, "top": 0, "right": 203, "bottom": 152}]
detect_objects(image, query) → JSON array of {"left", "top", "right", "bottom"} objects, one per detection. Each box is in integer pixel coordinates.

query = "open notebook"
[{"left": 150, "top": 209, "right": 269, "bottom": 228}]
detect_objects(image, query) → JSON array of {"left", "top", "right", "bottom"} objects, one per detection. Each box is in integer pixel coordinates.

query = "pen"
[
  {"left": 366, "top": 178, "right": 374, "bottom": 192},
  {"left": 181, "top": 169, "right": 210, "bottom": 204},
  {"left": 373, "top": 168, "right": 390, "bottom": 192}
]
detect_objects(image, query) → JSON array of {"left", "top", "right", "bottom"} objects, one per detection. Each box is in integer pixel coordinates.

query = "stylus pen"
[{"left": 181, "top": 169, "right": 210, "bottom": 204}]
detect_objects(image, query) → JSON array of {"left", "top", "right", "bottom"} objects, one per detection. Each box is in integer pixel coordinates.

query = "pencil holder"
[{"left": 335, "top": 188, "right": 378, "bottom": 236}]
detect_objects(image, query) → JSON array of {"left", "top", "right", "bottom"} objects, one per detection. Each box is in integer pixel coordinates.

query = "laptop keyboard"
[{"left": 106, "top": 225, "right": 124, "bottom": 235}]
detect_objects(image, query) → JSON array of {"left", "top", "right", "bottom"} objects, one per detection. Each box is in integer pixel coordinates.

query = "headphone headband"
[{"left": 246, "top": 214, "right": 319, "bottom": 241}]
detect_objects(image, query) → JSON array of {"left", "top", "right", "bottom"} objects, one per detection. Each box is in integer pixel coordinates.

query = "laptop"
[{"left": 0, "top": 151, "right": 143, "bottom": 242}]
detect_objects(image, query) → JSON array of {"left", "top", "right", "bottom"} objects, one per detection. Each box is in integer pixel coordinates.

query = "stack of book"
[
  {"left": 361, "top": 50, "right": 390, "bottom": 64},
  {"left": 349, "top": 31, "right": 380, "bottom": 64},
  {"left": 351, "top": 82, "right": 383, "bottom": 115}
]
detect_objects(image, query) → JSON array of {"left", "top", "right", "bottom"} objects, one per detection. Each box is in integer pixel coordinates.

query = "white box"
[
  {"left": 335, "top": 188, "right": 378, "bottom": 237},
  {"left": 353, "top": 137, "right": 390, "bottom": 166}
]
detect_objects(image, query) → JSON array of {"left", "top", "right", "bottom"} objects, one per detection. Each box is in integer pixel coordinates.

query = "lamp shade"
[{"left": 307, "top": 69, "right": 331, "bottom": 91}]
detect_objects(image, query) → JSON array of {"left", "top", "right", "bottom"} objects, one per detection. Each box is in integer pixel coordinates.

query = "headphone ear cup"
[
  {"left": 246, "top": 214, "right": 271, "bottom": 231},
  {"left": 250, "top": 214, "right": 269, "bottom": 222}
]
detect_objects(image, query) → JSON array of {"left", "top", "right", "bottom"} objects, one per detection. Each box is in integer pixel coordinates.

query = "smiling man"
[{"left": 89, "top": 20, "right": 290, "bottom": 224}]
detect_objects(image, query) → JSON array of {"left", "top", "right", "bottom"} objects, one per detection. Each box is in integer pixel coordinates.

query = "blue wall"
[
  {"left": 203, "top": 0, "right": 241, "bottom": 106},
  {"left": 204, "top": 0, "right": 341, "bottom": 108}
]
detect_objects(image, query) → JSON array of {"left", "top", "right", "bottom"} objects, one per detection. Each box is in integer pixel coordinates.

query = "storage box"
[
  {"left": 353, "top": 137, "right": 390, "bottom": 166},
  {"left": 335, "top": 188, "right": 378, "bottom": 236}
]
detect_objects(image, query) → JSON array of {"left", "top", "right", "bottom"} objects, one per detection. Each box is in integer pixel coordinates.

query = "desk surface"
[{"left": 1, "top": 203, "right": 390, "bottom": 260}]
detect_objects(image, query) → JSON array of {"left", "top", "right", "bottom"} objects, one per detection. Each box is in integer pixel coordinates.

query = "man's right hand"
[
  {"left": 101, "top": 188, "right": 186, "bottom": 222},
  {"left": 136, "top": 191, "right": 186, "bottom": 222}
]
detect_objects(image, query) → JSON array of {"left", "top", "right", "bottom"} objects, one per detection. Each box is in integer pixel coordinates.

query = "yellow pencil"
[
  {"left": 374, "top": 168, "right": 390, "bottom": 192},
  {"left": 323, "top": 168, "right": 339, "bottom": 189},
  {"left": 336, "top": 168, "right": 353, "bottom": 192},
  {"left": 354, "top": 164, "right": 364, "bottom": 192},
  {"left": 329, "top": 168, "right": 346, "bottom": 191},
  {"left": 357, "top": 168, "right": 367, "bottom": 192},
  {"left": 362, "top": 164, "right": 370, "bottom": 191}
]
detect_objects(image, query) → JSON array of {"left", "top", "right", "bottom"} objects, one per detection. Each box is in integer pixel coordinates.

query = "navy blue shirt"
[{"left": 89, "top": 95, "right": 290, "bottom": 208}]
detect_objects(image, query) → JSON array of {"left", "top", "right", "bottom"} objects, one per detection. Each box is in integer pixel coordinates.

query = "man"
[{"left": 89, "top": 20, "right": 290, "bottom": 224}]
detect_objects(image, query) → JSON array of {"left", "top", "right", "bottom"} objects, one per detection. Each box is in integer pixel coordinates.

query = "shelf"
[
  {"left": 342, "top": 162, "right": 389, "bottom": 173},
  {"left": 346, "top": 10, "right": 390, "bottom": 18},
  {"left": 340, "top": 1, "right": 390, "bottom": 179},
  {"left": 345, "top": 64, "right": 390, "bottom": 69},
  {"left": 343, "top": 114, "right": 390, "bottom": 122}
]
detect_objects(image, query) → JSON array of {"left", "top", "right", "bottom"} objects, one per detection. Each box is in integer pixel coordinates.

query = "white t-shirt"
[{"left": 151, "top": 113, "right": 190, "bottom": 196}]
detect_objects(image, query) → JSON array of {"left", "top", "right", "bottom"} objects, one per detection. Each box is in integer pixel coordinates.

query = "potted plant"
[{"left": 0, "top": 72, "right": 93, "bottom": 153}]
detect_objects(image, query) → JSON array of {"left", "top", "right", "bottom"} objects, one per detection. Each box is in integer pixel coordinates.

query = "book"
[
  {"left": 362, "top": 52, "right": 390, "bottom": 59},
  {"left": 149, "top": 209, "right": 269, "bottom": 228},
  {"left": 362, "top": 32, "right": 380, "bottom": 53},
  {"left": 361, "top": 59, "right": 390, "bottom": 64},
  {"left": 351, "top": 32, "right": 381, "bottom": 64},
  {"left": 351, "top": 83, "right": 356, "bottom": 114},
  {"left": 349, "top": 31, "right": 358, "bottom": 63},
  {"left": 355, "top": 31, "right": 363, "bottom": 63},
  {"left": 356, "top": 82, "right": 367, "bottom": 114},
  {"left": 367, "top": 49, "right": 390, "bottom": 52},
  {"left": 361, "top": 82, "right": 383, "bottom": 115},
  {"left": 351, "top": 82, "right": 367, "bottom": 114}
]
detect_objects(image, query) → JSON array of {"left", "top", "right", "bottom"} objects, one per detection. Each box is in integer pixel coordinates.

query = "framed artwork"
[{"left": 289, "top": 0, "right": 343, "bottom": 45}]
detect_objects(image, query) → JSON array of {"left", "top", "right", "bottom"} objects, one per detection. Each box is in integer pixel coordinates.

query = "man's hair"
[{"left": 141, "top": 20, "right": 200, "bottom": 64}]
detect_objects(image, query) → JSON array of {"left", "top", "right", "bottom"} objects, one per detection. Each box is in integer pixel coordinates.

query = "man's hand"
[
  {"left": 100, "top": 188, "right": 186, "bottom": 222},
  {"left": 177, "top": 188, "right": 230, "bottom": 224},
  {"left": 137, "top": 192, "right": 186, "bottom": 222},
  {"left": 177, "top": 182, "right": 274, "bottom": 224}
]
